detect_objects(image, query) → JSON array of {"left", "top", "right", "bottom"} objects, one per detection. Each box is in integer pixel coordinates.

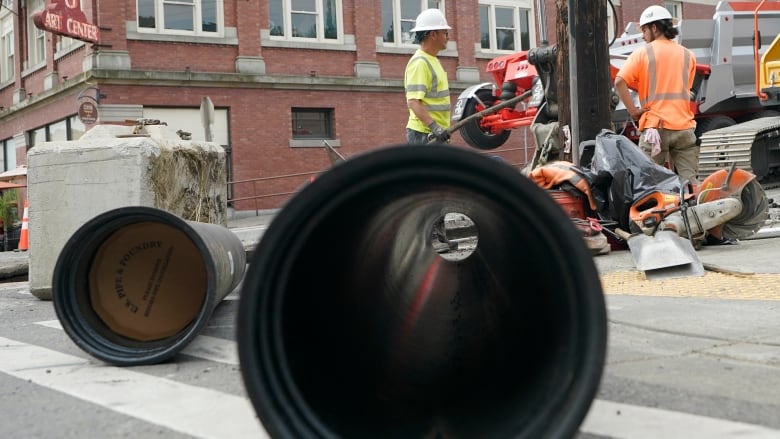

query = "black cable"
[{"left": 608, "top": 0, "right": 619, "bottom": 46}]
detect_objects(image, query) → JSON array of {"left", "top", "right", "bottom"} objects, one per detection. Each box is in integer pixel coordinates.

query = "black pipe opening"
[
  {"left": 239, "top": 145, "right": 606, "bottom": 438},
  {"left": 52, "top": 207, "right": 243, "bottom": 366}
]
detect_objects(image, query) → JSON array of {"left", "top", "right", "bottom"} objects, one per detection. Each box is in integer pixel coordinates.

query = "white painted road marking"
[
  {"left": 0, "top": 336, "right": 268, "bottom": 439},
  {"left": 581, "top": 399, "right": 780, "bottom": 438},
  {"left": 24, "top": 321, "right": 780, "bottom": 438},
  {"left": 36, "top": 320, "right": 239, "bottom": 365}
]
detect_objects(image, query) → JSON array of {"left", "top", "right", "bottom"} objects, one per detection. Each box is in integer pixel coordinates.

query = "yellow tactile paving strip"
[{"left": 600, "top": 271, "right": 780, "bottom": 300}]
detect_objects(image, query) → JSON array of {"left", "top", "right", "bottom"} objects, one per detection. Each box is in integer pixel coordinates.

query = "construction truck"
[{"left": 452, "top": 1, "right": 780, "bottom": 181}]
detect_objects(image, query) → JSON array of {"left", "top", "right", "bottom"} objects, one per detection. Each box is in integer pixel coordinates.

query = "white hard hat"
[
  {"left": 639, "top": 5, "right": 672, "bottom": 27},
  {"left": 410, "top": 9, "right": 451, "bottom": 32}
]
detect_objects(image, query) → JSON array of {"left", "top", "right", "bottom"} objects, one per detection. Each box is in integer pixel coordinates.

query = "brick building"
[{"left": 0, "top": 0, "right": 720, "bottom": 210}]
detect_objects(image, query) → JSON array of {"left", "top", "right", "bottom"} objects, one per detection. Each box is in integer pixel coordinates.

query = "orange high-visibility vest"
[{"left": 617, "top": 39, "right": 696, "bottom": 131}]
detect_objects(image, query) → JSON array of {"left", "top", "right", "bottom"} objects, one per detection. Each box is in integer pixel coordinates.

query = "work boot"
[{"left": 703, "top": 234, "right": 737, "bottom": 246}]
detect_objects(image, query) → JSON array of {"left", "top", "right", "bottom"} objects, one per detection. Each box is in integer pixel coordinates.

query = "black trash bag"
[{"left": 586, "top": 129, "right": 680, "bottom": 230}]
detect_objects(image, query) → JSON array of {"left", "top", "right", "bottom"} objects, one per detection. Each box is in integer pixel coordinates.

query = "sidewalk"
[
  {"left": 225, "top": 201, "right": 780, "bottom": 304},
  {"left": 230, "top": 210, "right": 780, "bottom": 273},
  {"left": 1, "top": 187, "right": 777, "bottom": 283},
  {"left": 229, "top": 188, "right": 780, "bottom": 272}
]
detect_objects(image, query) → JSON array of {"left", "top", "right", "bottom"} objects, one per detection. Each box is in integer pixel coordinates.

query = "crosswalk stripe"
[
  {"left": 0, "top": 336, "right": 267, "bottom": 439},
  {"left": 581, "top": 399, "right": 780, "bottom": 438},
  {"left": 36, "top": 320, "right": 239, "bottom": 365},
  {"left": 27, "top": 323, "right": 780, "bottom": 438}
]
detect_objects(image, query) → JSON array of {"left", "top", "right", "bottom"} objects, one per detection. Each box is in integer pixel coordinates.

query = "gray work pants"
[{"left": 639, "top": 127, "right": 699, "bottom": 184}]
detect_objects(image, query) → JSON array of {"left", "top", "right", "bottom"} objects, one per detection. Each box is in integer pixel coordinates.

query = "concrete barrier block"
[{"left": 28, "top": 124, "right": 227, "bottom": 300}]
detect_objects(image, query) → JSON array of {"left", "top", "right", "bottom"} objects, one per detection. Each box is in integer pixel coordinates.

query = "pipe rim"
[
  {"left": 52, "top": 206, "right": 219, "bottom": 366},
  {"left": 238, "top": 145, "right": 607, "bottom": 438}
]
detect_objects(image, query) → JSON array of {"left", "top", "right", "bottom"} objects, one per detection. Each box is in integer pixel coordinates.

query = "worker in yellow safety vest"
[
  {"left": 404, "top": 8, "right": 452, "bottom": 145},
  {"left": 404, "top": 9, "right": 457, "bottom": 252},
  {"left": 614, "top": 5, "right": 699, "bottom": 184}
]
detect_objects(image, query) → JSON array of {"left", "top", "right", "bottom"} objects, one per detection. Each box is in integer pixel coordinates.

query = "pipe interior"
[
  {"left": 276, "top": 186, "right": 590, "bottom": 437},
  {"left": 79, "top": 221, "right": 208, "bottom": 343}
]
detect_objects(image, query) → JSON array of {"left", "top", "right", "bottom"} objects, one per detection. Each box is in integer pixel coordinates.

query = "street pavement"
[{"left": 1, "top": 188, "right": 779, "bottom": 438}]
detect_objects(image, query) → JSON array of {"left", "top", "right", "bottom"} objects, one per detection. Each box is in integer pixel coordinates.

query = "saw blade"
[{"left": 721, "top": 179, "right": 768, "bottom": 239}]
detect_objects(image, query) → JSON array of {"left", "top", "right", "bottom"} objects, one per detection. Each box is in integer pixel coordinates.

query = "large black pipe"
[
  {"left": 238, "top": 145, "right": 607, "bottom": 438},
  {"left": 52, "top": 206, "right": 246, "bottom": 366}
]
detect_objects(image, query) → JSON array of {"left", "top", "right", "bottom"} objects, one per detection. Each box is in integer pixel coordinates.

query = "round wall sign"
[{"left": 78, "top": 101, "right": 99, "bottom": 124}]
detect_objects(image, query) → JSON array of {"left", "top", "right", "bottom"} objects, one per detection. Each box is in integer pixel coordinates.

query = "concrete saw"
[{"left": 621, "top": 165, "right": 768, "bottom": 279}]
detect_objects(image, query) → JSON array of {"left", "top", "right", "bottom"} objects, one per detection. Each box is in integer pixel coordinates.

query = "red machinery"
[
  {"left": 453, "top": 1, "right": 780, "bottom": 181},
  {"left": 451, "top": 51, "right": 545, "bottom": 150}
]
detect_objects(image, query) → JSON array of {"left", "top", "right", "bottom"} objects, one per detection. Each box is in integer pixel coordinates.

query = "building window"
[
  {"left": 0, "top": 138, "right": 8, "bottom": 171},
  {"left": 479, "top": 0, "right": 534, "bottom": 53},
  {"left": 68, "top": 116, "right": 86, "bottom": 140},
  {"left": 55, "top": 2, "right": 83, "bottom": 53},
  {"left": 606, "top": 2, "right": 615, "bottom": 42},
  {"left": 48, "top": 120, "right": 68, "bottom": 142},
  {"left": 137, "top": 0, "right": 221, "bottom": 35},
  {"left": 292, "top": 108, "right": 334, "bottom": 140},
  {"left": 27, "top": 117, "right": 86, "bottom": 149},
  {"left": 28, "top": 127, "right": 45, "bottom": 148},
  {"left": 26, "top": 0, "right": 46, "bottom": 68},
  {"left": 269, "top": 0, "right": 341, "bottom": 41},
  {"left": 665, "top": 1, "right": 682, "bottom": 24},
  {"left": 381, "top": 0, "right": 442, "bottom": 46},
  {"left": 0, "top": 13, "right": 13, "bottom": 83},
  {"left": 56, "top": 35, "right": 77, "bottom": 52}
]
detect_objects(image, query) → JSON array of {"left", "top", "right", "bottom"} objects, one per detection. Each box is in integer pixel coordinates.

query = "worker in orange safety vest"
[{"left": 614, "top": 5, "right": 699, "bottom": 185}]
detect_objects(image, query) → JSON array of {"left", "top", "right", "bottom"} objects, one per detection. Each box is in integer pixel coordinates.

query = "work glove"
[{"left": 427, "top": 122, "right": 451, "bottom": 143}]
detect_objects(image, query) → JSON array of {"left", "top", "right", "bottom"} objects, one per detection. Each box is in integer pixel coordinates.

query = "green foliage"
[
  {"left": 0, "top": 189, "right": 18, "bottom": 231},
  {"left": 0, "top": 190, "right": 18, "bottom": 251}
]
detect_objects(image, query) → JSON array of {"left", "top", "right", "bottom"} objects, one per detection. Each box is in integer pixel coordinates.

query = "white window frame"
[
  {"left": 0, "top": 13, "right": 13, "bottom": 83},
  {"left": 268, "top": 0, "right": 344, "bottom": 43},
  {"left": 136, "top": 0, "right": 224, "bottom": 37},
  {"left": 478, "top": 0, "right": 536, "bottom": 55},
  {"left": 0, "top": 138, "right": 8, "bottom": 172},
  {"left": 26, "top": 0, "right": 46, "bottom": 69},
  {"left": 0, "top": 137, "right": 15, "bottom": 171},
  {"left": 665, "top": 1, "right": 682, "bottom": 24},
  {"left": 381, "top": 0, "right": 443, "bottom": 47},
  {"left": 606, "top": 2, "right": 615, "bottom": 42}
]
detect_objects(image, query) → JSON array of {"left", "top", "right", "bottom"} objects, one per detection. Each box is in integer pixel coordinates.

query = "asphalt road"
[
  {"left": 2, "top": 265, "right": 780, "bottom": 438},
  {"left": 1, "top": 188, "right": 778, "bottom": 438}
]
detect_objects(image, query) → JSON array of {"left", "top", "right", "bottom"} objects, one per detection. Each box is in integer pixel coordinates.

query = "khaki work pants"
[{"left": 639, "top": 127, "right": 699, "bottom": 184}]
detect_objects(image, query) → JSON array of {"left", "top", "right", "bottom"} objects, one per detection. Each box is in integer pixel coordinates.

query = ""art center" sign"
[{"left": 33, "top": 0, "right": 99, "bottom": 44}]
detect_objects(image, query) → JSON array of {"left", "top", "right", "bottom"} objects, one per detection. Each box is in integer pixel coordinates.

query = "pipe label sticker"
[
  {"left": 89, "top": 222, "right": 207, "bottom": 341},
  {"left": 113, "top": 241, "right": 163, "bottom": 314}
]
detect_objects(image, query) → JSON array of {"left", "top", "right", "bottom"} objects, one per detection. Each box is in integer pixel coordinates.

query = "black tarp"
[{"left": 583, "top": 129, "right": 681, "bottom": 230}]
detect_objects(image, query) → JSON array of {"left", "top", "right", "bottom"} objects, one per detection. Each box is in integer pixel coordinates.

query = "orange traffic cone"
[{"left": 18, "top": 199, "right": 29, "bottom": 251}]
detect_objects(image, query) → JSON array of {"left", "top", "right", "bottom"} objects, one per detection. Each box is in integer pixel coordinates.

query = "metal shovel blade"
[{"left": 627, "top": 230, "right": 704, "bottom": 280}]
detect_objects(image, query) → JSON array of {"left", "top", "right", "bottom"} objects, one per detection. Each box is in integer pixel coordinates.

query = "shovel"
[{"left": 615, "top": 229, "right": 704, "bottom": 280}]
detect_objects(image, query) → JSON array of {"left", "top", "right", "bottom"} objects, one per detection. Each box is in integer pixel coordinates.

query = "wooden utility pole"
[
  {"left": 555, "top": 0, "right": 571, "bottom": 158},
  {"left": 556, "top": 0, "right": 612, "bottom": 164}
]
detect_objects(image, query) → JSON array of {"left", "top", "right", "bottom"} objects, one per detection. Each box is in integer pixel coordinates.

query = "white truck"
[
  {"left": 454, "top": 1, "right": 780, "bottom": 182},
  {"left": 609, "top": 1, "right": 780, "bottom": 181}
]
